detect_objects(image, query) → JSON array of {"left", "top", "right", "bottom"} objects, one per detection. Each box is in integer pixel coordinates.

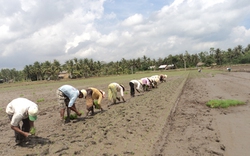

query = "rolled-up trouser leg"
[{"left": 64, "top": 98, "right": 70, "bottom": 120}]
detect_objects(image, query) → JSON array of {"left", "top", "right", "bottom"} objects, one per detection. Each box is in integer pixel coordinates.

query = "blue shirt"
[{"left": 59, "top": 85, "right": 79, "bottom": 107}]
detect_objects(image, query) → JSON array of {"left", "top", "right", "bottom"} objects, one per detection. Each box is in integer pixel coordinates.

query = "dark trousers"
[
  {"left": 129, "top": 82, "right": 135, "bottom": 97},
  {"left": 8, "top": 115, "right": 30, "bottom": 142}
]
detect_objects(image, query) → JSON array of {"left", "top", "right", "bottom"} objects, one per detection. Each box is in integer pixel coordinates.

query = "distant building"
[
  {"left": 166, "top": 64, "right": 176, "bottom": 70},
  {"left": 196, "top": 62, "right": 205, "bottom": 67},
  {"left": 159, "top": 64, "right": 176, "bottom": 70},
  {"left": 158, "top": 65, "right": 167, "bottom": 69},
  {"left": 58, "top": 71, "right": 69, "bottom": 79}
]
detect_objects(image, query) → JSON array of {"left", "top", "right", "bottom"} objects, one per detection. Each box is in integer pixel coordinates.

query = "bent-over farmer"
[
  {"left": 129, "top": 80, "right": 143, "bottom": 97},
  {"left": 6, "top": 98, "right": 39, "bottom": 145},
  {"left": 140, "top": 77, "right": 153, "bottom": 91},
  {"left": 56, "top": 85, "right": 84, "bottom": 124},
  {"left": 81, "top": 88, "right": 105, "bottom": 116},
  {"left": 108, "top": 82, "right": 126, "bottom": 104}
]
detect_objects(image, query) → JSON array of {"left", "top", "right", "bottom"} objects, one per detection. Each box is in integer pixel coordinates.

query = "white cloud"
[
  {"left": 230, "top": 26, "right": 250, "bottom": 44},
  {"left": 0, "top": 0, "right": 250, "bottom": 69},
  {"left": 97, "top": 31, "right": 118, "bottom": 46},
  {"left": 104, "top": 12, "right": 116, "bottom": 19},
  {"left": 121, "top": 14, "right": 143, "bottom": 26},
  {"left": 20, "top": 0, "right": 36, "bottom": 12}
]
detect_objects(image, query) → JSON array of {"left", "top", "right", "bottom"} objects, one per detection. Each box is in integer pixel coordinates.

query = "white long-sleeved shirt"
[
  {"left": 6, "top": 98, "right": 38, "bottom": 126},
  {"left": 130, "top": 80, "right": 143, "bottom": 91}
]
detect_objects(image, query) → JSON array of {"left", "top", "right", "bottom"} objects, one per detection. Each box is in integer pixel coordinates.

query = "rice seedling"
[
  {"left": 30, "top": 127, "right": 36, "bottom": 135},
  {"left": 206, "top": 99, "right": 245, "bottom": 108},
  {"left": 37, "top": 98, "right": 44, "bottom": 103}
]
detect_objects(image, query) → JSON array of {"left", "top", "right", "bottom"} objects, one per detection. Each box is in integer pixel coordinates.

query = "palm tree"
[
  {"left": 73, "top": 58, "right": 82, "bottom": 78},
  {"left": 129, "top": 59, "right": 138, "bottom": 74},
  {"left": 33, "top": 61, "right": 42, "bottom": 81},
  {"left": 190, "top": 54, "right": 199, "bottom": 67},
  {"left": 120, "top": 58, "right": 128, "bottom": 74},
  {"left": 83, "top": 58, "right": 91, "bottom": 77},
  {"left": 237, "top": 45, "right": 243, "bottom": 54},
  {"left": 226, "top": 48, "right": 233, "bottom": 64},
  {"left": 214, "top": 48, "right": 223, "bottom": 65},
  {"left": 65, "top": 60, "right": 74, "bottom": 78},
  {"left": 41, "top": 61, "right": 52, "bottom": 80},
  {"left": 245, "top": 44, "right": 250, "bottom": 53},
  {"left": 51, "top": 60, "right": 62, "bottom": 80},
  {"left": 23, "top": 65, "right": 31, "bottom": 81},
  {"left": 233, "top": 45, "right": 242, "bottom": 59}
]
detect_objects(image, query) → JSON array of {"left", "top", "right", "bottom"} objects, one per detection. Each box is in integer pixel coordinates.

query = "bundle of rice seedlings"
[
  {"left": 30, "top": 127, "right": 36, "bottom": 135},
  {"left": 94, "top": 100, "right": 101, "bottom": 109}
]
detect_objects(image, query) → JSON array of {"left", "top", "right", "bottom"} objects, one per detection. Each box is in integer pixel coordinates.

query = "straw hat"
[{"left": 81, "top": 89, "right": 87, "bottom": 98}]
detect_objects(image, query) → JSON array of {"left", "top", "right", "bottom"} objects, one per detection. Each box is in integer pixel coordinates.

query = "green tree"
[
  {"left": 33, "top": 61, "right": 42, "bottom": 81},
  {"left": 214, "top": 48, "right": 223, "bottom": 65}
]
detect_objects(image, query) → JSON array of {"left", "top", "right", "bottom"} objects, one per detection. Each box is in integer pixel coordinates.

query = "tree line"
[{"left": 1, "top": 44, "right": 250, "bottom": 82}]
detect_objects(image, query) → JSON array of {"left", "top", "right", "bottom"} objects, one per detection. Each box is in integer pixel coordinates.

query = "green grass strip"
[{"left": 206, "top": 99, "right": 245, "bottom": 108}]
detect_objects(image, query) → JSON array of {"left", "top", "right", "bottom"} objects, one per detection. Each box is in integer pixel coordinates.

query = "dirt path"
[
  {"left": 153, "top": 71, "right": 250, "bottom": 156},
  {"left": 0, "top": 70, "right": 250, "bottom": 156}
]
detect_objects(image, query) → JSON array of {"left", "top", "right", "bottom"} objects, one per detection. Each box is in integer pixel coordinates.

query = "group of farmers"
[{"left": 5, "top": 74, "right": 167, "bottom": 145}]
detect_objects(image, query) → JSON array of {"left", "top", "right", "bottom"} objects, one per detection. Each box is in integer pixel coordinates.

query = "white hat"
[
  {"left": 28, "top": 105, "right": 38, "bottom": 121},
  {"left": 81, "top": 89, "right": 87, "bottom": 98}
]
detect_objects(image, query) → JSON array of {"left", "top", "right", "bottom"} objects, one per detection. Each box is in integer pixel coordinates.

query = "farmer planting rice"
[
  {"left": 108, "top": 82, "right": 126, "bottom": 104},
  {"left": 56, "top": 85, "right": 84, "bottom": 124},
  {"left": 81, "top": 88, "right": 105, "bottom": 116},
  {"left": 129, "top": 80, "right": 144, "bottom": 97},
  {"left": 148, "top": 76, "right": 160, "bottom": 88},
  {"left": 140, "top": 77, "right": 153, "bottom": 91},
  {"left": 159, "top": 74, "right": 167, "bottom": 82},
  {"left": 6, "top": 98, "right": 38, "bottom": 145}
]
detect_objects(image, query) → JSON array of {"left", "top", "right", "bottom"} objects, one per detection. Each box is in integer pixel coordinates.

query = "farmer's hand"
[{"left": 24, "top": 132, "right": 31, "bottom": 138}]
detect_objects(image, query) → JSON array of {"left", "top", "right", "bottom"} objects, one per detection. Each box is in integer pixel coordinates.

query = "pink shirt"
[{"left": 140, "top": 78, "right": 150, "bottom": 86}]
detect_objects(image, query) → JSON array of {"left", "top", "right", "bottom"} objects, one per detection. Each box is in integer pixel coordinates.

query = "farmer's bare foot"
[{"left": 77, "top": 112, "right": 82, "bottom": 116}]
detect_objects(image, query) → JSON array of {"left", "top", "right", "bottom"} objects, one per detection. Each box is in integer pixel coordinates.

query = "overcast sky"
[{"left": 1, "top": 0, "right": 250, "bottom": 70}]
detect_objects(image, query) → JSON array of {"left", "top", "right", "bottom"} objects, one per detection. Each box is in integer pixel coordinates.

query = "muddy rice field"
[{"left": 0, "top": 65, "right": 250, "bottom": 156}]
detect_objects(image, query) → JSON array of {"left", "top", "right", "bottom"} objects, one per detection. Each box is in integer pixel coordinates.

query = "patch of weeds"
[
  {"left": 37, "top": 98, "right": 44, "bottom": 103},
  {"left": 123, "top": 151, "right": 135, "bottom": 155},
  {"left": 20, "top": 94, "right": 24, "bottom": 97},
  {"left": 206, "top": 99, "right": 245, "bottom": 108}
]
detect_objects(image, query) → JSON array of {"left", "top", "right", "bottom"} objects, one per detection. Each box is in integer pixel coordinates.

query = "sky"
[{"left": 1, "top": 0, "right": 250, "bottom": 70}]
